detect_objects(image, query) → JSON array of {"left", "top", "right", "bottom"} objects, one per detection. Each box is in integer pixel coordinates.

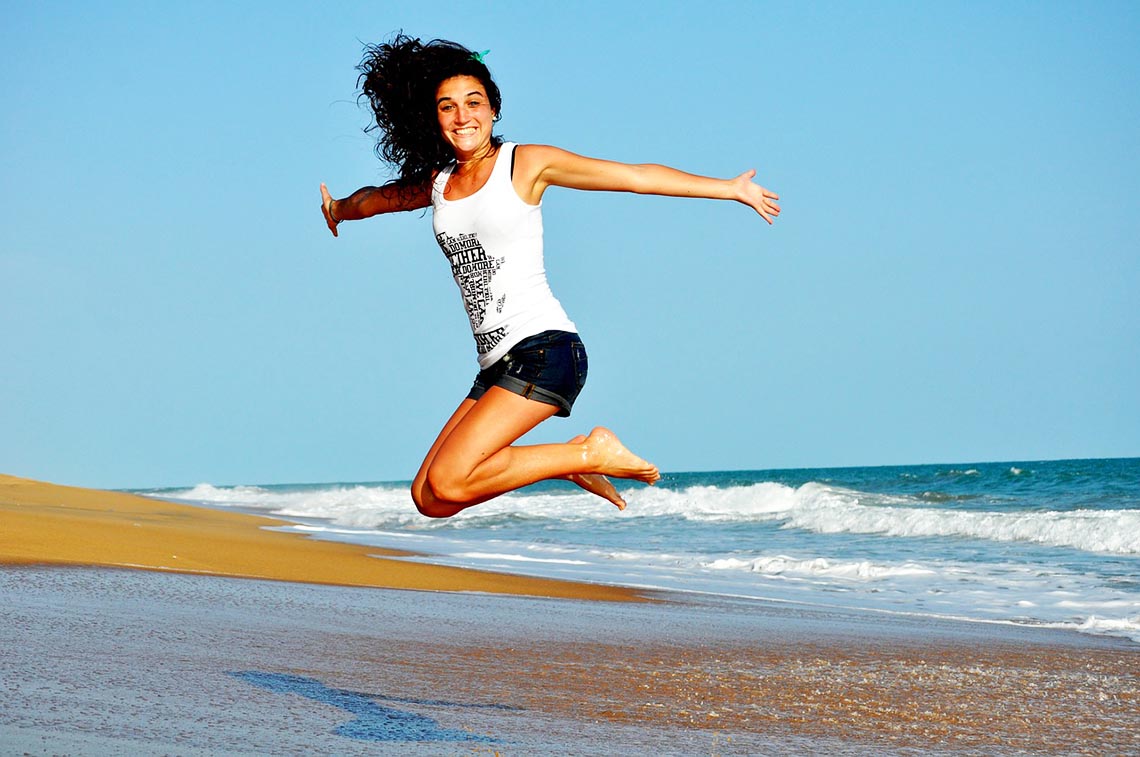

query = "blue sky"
[{"left": 3, "top": 1, "right": 1138, "bottom": 489}]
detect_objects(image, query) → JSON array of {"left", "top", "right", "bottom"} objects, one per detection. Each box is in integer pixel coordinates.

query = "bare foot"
[
  {"left": 583, "top": 427, "right": 660, "bottom": 485},
  {"left": 562, "top": 435, "right": 626, "bottom": 509},
  {"left": 568, "top": 473, "right": 626, "bottom": 510}
]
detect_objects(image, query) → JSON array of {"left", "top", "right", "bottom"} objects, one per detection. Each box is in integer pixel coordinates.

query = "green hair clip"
[{"left": 471, "top": 49, "right": 490, "bottom": 64}]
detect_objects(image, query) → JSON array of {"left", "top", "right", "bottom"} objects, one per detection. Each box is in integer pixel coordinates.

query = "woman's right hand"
[{"left": 320, "top": 183, "right": 340, "bottom": 237}]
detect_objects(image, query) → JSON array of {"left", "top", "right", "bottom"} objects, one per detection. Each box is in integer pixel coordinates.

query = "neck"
[{"left": 454, "top": 142, "right": 497, "bottom": 167}]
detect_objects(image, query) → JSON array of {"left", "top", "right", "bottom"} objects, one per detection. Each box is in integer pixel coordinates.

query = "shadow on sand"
[{"left": 230, "top": 671, "right": 516, "bottom": 743}]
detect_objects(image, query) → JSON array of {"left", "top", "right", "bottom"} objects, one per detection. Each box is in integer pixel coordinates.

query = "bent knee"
[
  {"left": 424, "top": 466, "right": 475, "bottom": 508},
  {"left": 410, "top": 481, "right": 465, "bottom": 519}
]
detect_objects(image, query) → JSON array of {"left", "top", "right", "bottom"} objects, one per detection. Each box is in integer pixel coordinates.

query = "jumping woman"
[{"left": 320, "top": 36, "right": 780, "bottom": 518}]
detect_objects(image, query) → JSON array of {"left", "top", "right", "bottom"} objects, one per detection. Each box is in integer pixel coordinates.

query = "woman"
[{"left": 320, "top": 36, "right": 780, "bottom": 518}]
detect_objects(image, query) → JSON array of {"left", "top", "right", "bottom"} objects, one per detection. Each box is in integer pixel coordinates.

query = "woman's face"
[{"left": 435, "top": 75, "right": 496, "bottom": 158}]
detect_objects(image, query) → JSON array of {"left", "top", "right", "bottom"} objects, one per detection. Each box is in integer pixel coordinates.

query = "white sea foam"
[
  {"left": 165, "top": 482, "right": 423, "bottom": 527},
  {"left": 164, "top": 480, "right": 1140, "bottom": 555},
  {"left": 1077, "top": 615, "right": 1140, "bottom": 642},
  {"left": 705, "top": 555, "right": 936, "bottom": 580},
  {"left": 621, "top": 481, "right": 1140, "bottom": 555},
  {"left": 623, "top": 482, "right": 800, "bottom": 521},
  {"left": 450, "top": 552, "right": 590, "bottom": 565},
  {"left": 784, "top": 482, "right": 1140, "bottom": 556}
]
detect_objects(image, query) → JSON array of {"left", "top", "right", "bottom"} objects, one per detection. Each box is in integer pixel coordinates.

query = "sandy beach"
[
  {"left": 3, "top": 474, "right": 1137, "bottom": 754},
  {"left": 0, "top": 474, "right": 638, "bottom": 602}
]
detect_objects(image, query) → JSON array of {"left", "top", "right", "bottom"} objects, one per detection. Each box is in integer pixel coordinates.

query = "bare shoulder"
[
  {"left": 514, "top": 143, "right": 582, "bottom": 172},
  {"left": 514, "top": 143, "right": 558, "bottom": 158},
  {"left": 511, "top": 144, "right": 569, "bottom": 204},
  {"left": 513, "top": 144, "right": 568, "bottom": 178}
]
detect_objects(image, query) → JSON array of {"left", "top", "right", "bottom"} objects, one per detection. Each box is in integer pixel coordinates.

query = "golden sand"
[{"left": 0, "top": 474, "right": 640, "bottom": 602}]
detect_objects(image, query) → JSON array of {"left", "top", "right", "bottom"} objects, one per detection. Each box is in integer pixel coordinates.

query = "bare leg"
[
  {"left": 410, "top": 398, "right": 478, "bottom": 519},
  {"left": 562, "top": 435, "right": 626, "bottom": 510},
  {"left": 412, "top": 387, "right": 658, "bottom": 518}
]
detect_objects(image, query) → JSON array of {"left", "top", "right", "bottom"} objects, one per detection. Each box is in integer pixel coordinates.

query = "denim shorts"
[{"left": 466, "top": 330, "right": 588, "bottom": 417}]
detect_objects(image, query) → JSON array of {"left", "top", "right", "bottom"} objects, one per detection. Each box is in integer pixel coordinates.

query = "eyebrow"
[{"left": 437, "top": 91, "right": 485, "bottom": 104}]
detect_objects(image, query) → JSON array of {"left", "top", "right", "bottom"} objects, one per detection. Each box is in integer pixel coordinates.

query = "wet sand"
[
  {"left": 3, "top": 566, "right": 1137, "bottom": 755},
  {"left": 2, "top": 474, "right": 1137, "bottom": 754}
]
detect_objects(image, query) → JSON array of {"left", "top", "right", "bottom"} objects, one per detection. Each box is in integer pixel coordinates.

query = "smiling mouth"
[{"left": 454, "top": 127, "right": 477, "bottom": 136}]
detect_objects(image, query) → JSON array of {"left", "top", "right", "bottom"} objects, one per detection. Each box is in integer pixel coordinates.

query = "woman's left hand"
[{"left": 733, "top": 170, "right": 781, "bottom": 224}]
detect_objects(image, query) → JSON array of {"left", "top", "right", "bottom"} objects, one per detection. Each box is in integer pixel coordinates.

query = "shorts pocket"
[
  {"left": 506, "top": 345, "right": 547, "bottom": 384},
  {"left": 572, "top": 341, "right": 588, "bottom": 391}
]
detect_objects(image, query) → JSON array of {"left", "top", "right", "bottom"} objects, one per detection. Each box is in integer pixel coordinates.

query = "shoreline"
[{"left": 0, "top": 473, "right": 641, "bottom": 602}]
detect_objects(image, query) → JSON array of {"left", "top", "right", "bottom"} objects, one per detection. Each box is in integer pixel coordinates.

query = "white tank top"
[{"left": 432, "top": 142, "right": 577, "bottom": 369}]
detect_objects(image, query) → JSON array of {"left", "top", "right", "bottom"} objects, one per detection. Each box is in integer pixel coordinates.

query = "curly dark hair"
[{"left": 357, "top": 34, "right": 503, "bottom": 189}]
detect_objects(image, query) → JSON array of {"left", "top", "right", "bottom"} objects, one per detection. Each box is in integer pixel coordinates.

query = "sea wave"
[
  {"left": 621, "top": 482, "right": 801, "bottom": 521},
  {"left": 1076, "top": 614, "right": 1140, "bottom": 643},
  {"left": 784, "top": 483, "right": 1140, "bottom": 556},
  {"left": 158, "top": 480, "right": 1140, "bottom": 555},
  {"left": 158, "top": 482, "right": 422, "bottom": 527},
  {"left": 622, "top": 482, "right": 1140, "bottom": 555}
]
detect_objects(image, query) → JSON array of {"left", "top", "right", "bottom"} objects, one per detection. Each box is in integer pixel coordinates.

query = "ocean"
[{"left": 144, "top": 457, "right": 1140, "bottom": 645}]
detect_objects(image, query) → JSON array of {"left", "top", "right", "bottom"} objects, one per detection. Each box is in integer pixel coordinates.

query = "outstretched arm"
[
  {"left": 319, "top": 181, "right": 432, "bottom": 237},
  {"left": 515, "top": 145, "right": 781, "bottom": 224}
]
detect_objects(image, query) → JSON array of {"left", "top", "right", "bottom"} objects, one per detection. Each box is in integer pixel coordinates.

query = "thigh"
[
  {"left": 412, "top": 397, "right": 478, "bottom": 498},
  {"left": 431, "top": 386, "right": 560, "bottom": 474}
]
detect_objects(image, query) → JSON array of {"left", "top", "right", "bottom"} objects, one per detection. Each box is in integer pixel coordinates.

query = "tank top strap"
[
  {"left": 431, "top": 163, "right": 454, "bottom": 205},
  {"left": 488, "top": 142, "right": 516, "bottom": 191}
]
